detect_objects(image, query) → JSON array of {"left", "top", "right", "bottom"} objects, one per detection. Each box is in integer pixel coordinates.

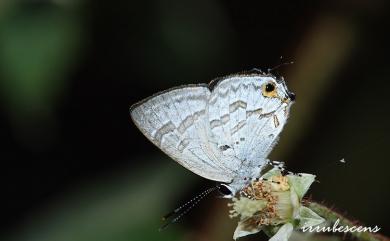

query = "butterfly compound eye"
[
  {"left": 265, "top": 83, "right": 275, "bottom": 92},
  {"left": 262, "top": 82, "right": 278, "bottom": 98}
]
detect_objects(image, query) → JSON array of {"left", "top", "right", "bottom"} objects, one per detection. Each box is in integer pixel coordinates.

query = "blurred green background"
[{"left": 0, "top": 1, "right": 389, "bottom": 241}]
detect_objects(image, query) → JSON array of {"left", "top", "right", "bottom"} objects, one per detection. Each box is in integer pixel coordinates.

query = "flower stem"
[{"left": 307, "top": 201, "right": 388, "bottom": 241}]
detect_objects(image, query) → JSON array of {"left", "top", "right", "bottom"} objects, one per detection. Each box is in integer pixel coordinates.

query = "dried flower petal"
[
  {"left": 233, "top": 219, "right": 262, "bottom": 240},
  {"left": 269, "top": 223, "right": 293, "bottom": 241},
  {"left": 297, "top": 206, "right": 325, "bottom": 229},
  {"left": 287, "top": 173, "right": 315, "bottom": 200},
  {"left": 229, "top": 197, "right": 267, "bottom": 219}
]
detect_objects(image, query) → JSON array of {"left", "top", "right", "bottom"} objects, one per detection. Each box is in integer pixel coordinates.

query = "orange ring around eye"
[{"left": 262, "top": 82, "right": 278, "bottom": 98}]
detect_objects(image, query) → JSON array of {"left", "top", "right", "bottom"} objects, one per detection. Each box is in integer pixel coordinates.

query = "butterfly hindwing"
[{"left": 130, "top": 85, "right": 234, "bottom": 182}]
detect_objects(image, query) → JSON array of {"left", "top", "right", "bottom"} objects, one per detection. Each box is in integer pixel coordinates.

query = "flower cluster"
[{"left": 228, "top": 168, "right": 325, "bottom": 241}]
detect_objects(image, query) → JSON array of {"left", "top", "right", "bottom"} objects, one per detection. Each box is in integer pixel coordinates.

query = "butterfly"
[{"left": 130, "top": 70, "right": 295, "bottom": 196}]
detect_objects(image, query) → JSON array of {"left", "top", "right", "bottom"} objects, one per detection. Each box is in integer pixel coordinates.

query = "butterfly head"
[
  {"left": 256, "top": 75, "right": 296, "bottom": 122},
  {"left": 260, "top": 76, "right": 295, "bottom": 103}
]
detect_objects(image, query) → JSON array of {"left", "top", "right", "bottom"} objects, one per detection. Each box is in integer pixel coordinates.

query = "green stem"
[{"left": 307, "top": 201, "right": 388, "bottom": 241}]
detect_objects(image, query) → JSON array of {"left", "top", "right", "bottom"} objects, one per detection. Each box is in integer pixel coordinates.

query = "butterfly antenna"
[
  {"left": 267, "top": 61, "right": 294, "bottom": 74},
  {"left": 159, "top": 186, "right": 218, "bottom": 231}
]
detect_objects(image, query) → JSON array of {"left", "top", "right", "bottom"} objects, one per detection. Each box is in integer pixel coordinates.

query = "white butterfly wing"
[
  {"left": 208, "top": 75, "right": 290, "bottom": 170},
  {"left": 130, "top": 85, "right": 234, "bottom": 182}
]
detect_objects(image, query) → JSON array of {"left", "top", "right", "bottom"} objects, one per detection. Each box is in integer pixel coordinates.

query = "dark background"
[{"left": 0, "top": 1, "right": 389, "bottom": 241}]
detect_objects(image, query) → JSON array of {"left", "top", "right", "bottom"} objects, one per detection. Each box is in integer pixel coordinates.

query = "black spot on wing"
[{"left": 219, "top": 145, "right": 231, "bottom": 151}]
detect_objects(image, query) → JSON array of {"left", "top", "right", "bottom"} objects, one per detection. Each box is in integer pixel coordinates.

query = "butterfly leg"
[
  {"left": 269, "top": 160, "right": 285, "bottom": 170},
  {"left": 252, "top": 172, "right": 281, "bottom": 184},
  {"left": 267, "top": 160, "right": 302, "bottom": 177}
]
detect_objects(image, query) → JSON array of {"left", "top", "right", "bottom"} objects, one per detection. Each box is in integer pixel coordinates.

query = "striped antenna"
[{"left": 159, "top": 186, "right": 218, "bottom": 231}]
